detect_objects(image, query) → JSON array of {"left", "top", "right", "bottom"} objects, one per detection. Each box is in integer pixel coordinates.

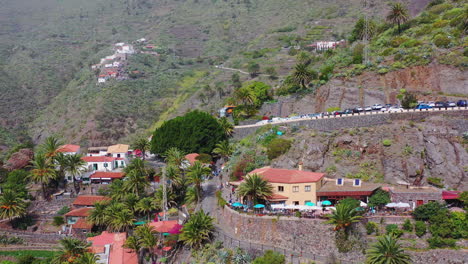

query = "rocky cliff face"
[
  {"left": 261, "top": 63, "right": 467, "bottom": 117},
  {"left": 271, "top": 115, "right": 467, "bottom": 190}
]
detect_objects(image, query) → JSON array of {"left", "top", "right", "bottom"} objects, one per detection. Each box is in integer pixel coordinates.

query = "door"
[
  {"left": 416, "top": 200, "right": 424, "bottom": 206},
  {"left": 93, "top": 164, "right": 98, "bottom": 171}
]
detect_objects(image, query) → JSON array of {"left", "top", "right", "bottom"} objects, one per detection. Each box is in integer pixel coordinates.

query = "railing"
[{"left": 235, "top": 106, "right": 468, "bottom": 129}]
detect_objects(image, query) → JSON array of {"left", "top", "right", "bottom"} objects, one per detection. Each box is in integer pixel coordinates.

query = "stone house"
[
  {"left": 64, "top": 207, "right": 93, "bottom": 236},
  {"left": 388, "top": 186, "right": 442, "bottom": 209},
  {"left": 316, "top": 178, "right": 381, "bottom": 204}
]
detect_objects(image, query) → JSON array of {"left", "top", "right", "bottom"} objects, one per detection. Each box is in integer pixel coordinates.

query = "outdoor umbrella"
[
  {"left": 253, "top": 204, "right": 265, "bottom": 208},
  {"left": 321, "top": 200, "right": 332, "bottom": 206},
  {"left": 134, "top": 221, "right": 146, "bottom": 226},
  {"left": 305, "top": 202, "right": 316, "bottom": 206},
  {"left": 232, "top": 202, "right": 244, "bottom": 207},
  {"left": 395, "top": 202, "right": 410, "bottom": 208},
  {"left": 360, "top": 201, "right": 367, "bottom": 207},
  {"left": 385, "top": 202, "right": 398, "bottom": 208}
]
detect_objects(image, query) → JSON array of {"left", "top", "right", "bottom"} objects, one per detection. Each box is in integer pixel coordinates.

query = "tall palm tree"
[
  {"left": 234, "top": 87, "right": 255, "bottom": 105},
  {"left": 180, "top": 210, "right": 214, "bottom": 249},
  {"left": 237, "top": 174, "right": 273, "bottom": 206},
  {"left": 87, "top": 201, "right": 108, "bottom": 228},
  {"left": 185, "top": 186, "right": 200, "bottom": 206},
  {"left": 54, "top": 152, "right": 68, "bottom": 184},
  {"left": 108, "top": 179, "right": 127, "bottom": 201},
  {"left": 124, "top": 158, "right": 147, "bottom": 176},
  {"left": 187, "top": 161, "right": 211, "bottom": 202},
  {"left": 41, "top": 136, "right": 62, "bottom": 159},
  {"left": 326, "top": 203, "right": 363, "bottom": 233},
  {"left": 133, "top": 138, "right": 150, "bottom": 161},
  {"left": 386, "top": 2, "right": 409, "bottom": 34},
  {"left": 0, "top": 190, "right": 27, "bottom": 221},
  {"left": 76, "top": 252, "right": 100, "bottom": 264},
  {"left": 165, "top": 164, "right": 185, "bottom": 189},
  {"left": 124, "top": 235, "right": 143, "bottom": 264},
  {"left": 65, "top": 154, "right": 86, "bottom": 194},
  {"left": 136, "top": 197, "right": 158, "bottom": 221},
  {"left": 212, "top": 140, "right": 234, "bottom": 162},
  {"left": 51, "top": 237, "right": 89, "bottom": 264},
  {"left": 292, "top": 63, "right": 317, "bottom": 90},
  {"left": 107, "top": 206, "right": 135, "bottom": 232},
  {"left": 123, "top": 193, "right": 140, "bottom": 214},
  {"left": 30, "top": 153, "right": 57, "bottom": 199},
  {"left": 135, "top": 224, "right": 158, "bottom": 263},
  {"left": 123, "top": 170, "right": 150, "bottom": 197},
  {"left": 366, "top": 235, "right": 412, "bottom": 264},
  {"left": 164, "top": 147, "right": 186, "bottom": 167},
  {"left": 218, "top": 117, "right": 234, "bottom": 138}
]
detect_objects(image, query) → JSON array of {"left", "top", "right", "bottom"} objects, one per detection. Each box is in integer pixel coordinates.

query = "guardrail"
[{"left": 235, "top": 106, "right": 468, "bottom": 129}]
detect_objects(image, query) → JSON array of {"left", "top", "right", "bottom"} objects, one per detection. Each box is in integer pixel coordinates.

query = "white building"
[
  {"left": 81, "top": 156, "right": 118, "bottom": 171},
  {"left": 107, "top": 144, "right": 129, "bottom": 158},
  {"left": 57, "top": 144, "right": 81, "bottom": 156}
]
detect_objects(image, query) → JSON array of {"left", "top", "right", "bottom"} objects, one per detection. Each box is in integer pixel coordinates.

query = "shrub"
[
  {"left": 380, "top": 48, "right": 394, "bottom": 56},
  {"left": 390, "top": 36, "right": 409, "bottom": 48},
  {"left": 401, "top": 39, "right": 422, "bottom": 48},
  {"left": 428, "top": 3, "right": 453, "bottom": 15},
  {"left": 53, "top": 216, "right": 65, "bottom": 226},
  {"left": 368, "top": 189, "right": 391, "bottom": 208},
  {"left": 366, "top": 222, "right": 379, "bottom": 235},
  {"left": 413, "top": 202, "right": 447, "bottom": 221},
  {"left": 442, "top": 7, "right": 463, "bottom": 20},
  {"left": 295, "top": 211, "right": 302, "bottom": 218},
  {"left": 266, "top": 138, "right": 292, "bottom": 160},
  {"left": 0, "top": 235, "right": 23, "bottom": 245},
  {"left": 427, "top": 177, "right": 444, "bottom": 188},
  {"left": 433, "top": 34, "right": 451, "bottom": 48},
  {"left": 415, "top": 221, "right": 427, "bottom": 237},
  {"left": 326, "top": 107, "right": 340, "bottom": 112},
  {"left": 252, "top": 250, "right": 285, "bottom": 264},
  {"left": 56, "top": 206, "right": 70, "bottom": 215},
  {"left": 386, "top": 224, "right": 399, "bottom": 234},
  {"left": 427, "top": 236, "right": 456, "bottom": 248},
  {"left": 382, "top": 139, "right": 392, "bottom": 147},
  {"left": 402, "top": 219, "right": 413, "bottom": 231},
  {"left": 426, "top": 0, "right": 444, "bottom": 9}
]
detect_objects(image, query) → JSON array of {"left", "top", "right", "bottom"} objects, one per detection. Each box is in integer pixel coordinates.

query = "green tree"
[
  {"left": 136, "top": 197, "right": 157, "bottom": 221},
  {"left": 266, "top": 138, "right": 292, "bottom": 160},
  {"left": 412, "top": 202, "right": 447, "bottom": 221},
  {"left": 264, "top": 66, "right": 278, "bottom": 79},
  {"left": 108, "top": 179, "right": 127, "bottom": 201},
  {"left": 292, "top": 63, "right": 317, "bottom": 89},
  {"left": 105, "top": 203, "right": 135, "bottom": 232},
  {"left": 458, "top": 191, "right": 468, "bottom": 208},
  {"left": 134, "top": 224, "right": 158, "bottom": 263},
  {"left": 327, "top": 203, "right": 363, "bottom": 233},
  {"left": 397, "top": 89, "right": 418, "bottom": 109},
  {"left": 185, "top": 186, "right": 200, "bottom": 205},
  {"left": 212, "top": 140, "right": 234, "bottom": 162},
  {"left": 164, "top": 147, "right": 186, "bottom": 167},
  {"left": 218, "top": 117, "right": 234, "bottom": 138},
  {"left": 87, "top": 201, "right": 109, "bottom": 227},
  {"left": 237, "top": 174, "right": 273, "bottom": 205},
  {"left": 339, "top": 198, "right": 361, "bottom": 209},
  {"left": 40, "top": 136, "right": 62, "bottom": 159},
  {"left": 414, "top": 221, "right": 426, "bottom": 237},
  {"left": 0, "top": 190, "right": 27, "bottom": 221},
  {"left": 252, "top": 250, "right": 285, "bottom": 264},
  {"left": 187, "top": 161, "right": 211, "bottom": 202},
  {"left": 30, "top": 153, "right": 57, "bottom": 199},
  {"left": 180, "top": 210, "right": 214, "bottom": 248},
  {"left": 51, "top": 238, "right": 89, "bottom": 264},
  {"left": 386, "top": 2, "right": 410, "bottom": 34},
  {"left": 132, "top": 138, "right": 150, "bottom": 161},
  {"left": 368, "top": 189, "right": 391, "bottom": 208},
  {"left": 231, "top": 73, "right": 242, "bottom": 89},
  {"left": 64, "top": 154, "right": 86, "bottom": 193},
  {"left": 349, "top": 17, "right": 378, "bottom": 42},
  {"left": 151, "top": 111, "right": 227, "bottom": 155},
  {"left": 234, "top": 86, "right": 255, "bottom": 106},
  {"left": 123, "top": 170, "right": 150, "bottom": 197},
  {"left": 76, "top": 252, "right": 100, "bottom": 264},
  {"left": 366, "top": 235, "right": 411, "bottom": 264}
]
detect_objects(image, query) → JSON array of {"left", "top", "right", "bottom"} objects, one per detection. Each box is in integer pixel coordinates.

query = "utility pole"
[{"left": 162, "top": 167, "right": 168, "bottom": 221}]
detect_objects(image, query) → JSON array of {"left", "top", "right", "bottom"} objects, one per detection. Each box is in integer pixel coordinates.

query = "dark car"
[
  {"left": 416, "top": 104, "right": 432, "bottom": 110},
  {"left": 456, "top": 100, "right": 467, "bottom": 107},
  {"left": 434, "top": 101, "right": 445, "bottom": 108},
  {"left": 343, "top": 109, "right": 353, "bottom": 114}
]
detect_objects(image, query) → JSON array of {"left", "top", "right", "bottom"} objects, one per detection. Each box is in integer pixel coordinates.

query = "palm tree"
[
  {"left": 218, "top": 117, "right": 234, "bottom": 138},
  {"left": 292, "top": 63, "right": 317, "bottom": 90},
  {"left": 154, "top": 186, "right": 178, "bottom": 209},
  {"left": 87, "top": 201, "right": 108, "bottom": 228},
  {"left": 187, "top": 161, "right": 211, "bottom": 202},
  {"left": 386, "top": 2, "right": 409, "bottom": 34},
  {"left": 123, "top": 193, "right": 140, "bottom": 214},
  {"left": 366, "top": 235, "right": 411, "bottom": 264},
  {"left": 124, "top": 158, "right": 147, "bottom": 176},
  {"left": 124, "top": 235, "right": 143, "bottom": 264},
  {"left": 165, "top": 164, "right": 185, "bottom": 189},
  {"left": 52, "top": 237, "right": 89, "bottom": 264},
  {"left": 133, "top": 138, "right": 150, "bottom": 160},
  {"left": 107, "top": 206, "right": 135, "bottom": 232},
  {"left": 234, "top": 87, "right": 255, "bottom": 105},
  {"left": 54, "top": 152, "right": 68, "bottom": 185},
  {"left": 135, "top": 224, "right": 158, "bottom": 263},
  {"left": 180, "top": 210, "right": 214, "bottom": 248},
  {"left": 212, "top": 140, "right": 234, "bottom": 162},
  {"left": 185, "top": 186, "right": 200, "bottom": 206},
  {"left": 326, "top": 203, "right": 363, "bottom": 233},
  {"left": 123, "top": 170, "right": 150, "bottom": 197},
  {"left": 76, "top": 252, "right": 100, "bottom": 264},
  {"left": 65, "top": 154, "right": 86, "bottom": 194},
  {"left": 236, "top": 174, "right": 273, "bottom": 206},
  {"left": 136, "top": 197, "right": 158, "bottom": 221},
  {"left": 30, "top": 153, "right": 57, "bottom": 199},
  {"left": 41, "top": 136, "right": 62, "bottom": 159},
  {"left": 0, "top": 190, "right": 27, "bottom": 221},
  {"left": 164, "top": 147, "right": 186, "bottom": 167},
  {"left": 108, "top": 179, "right": 127, "bottom": 201}
]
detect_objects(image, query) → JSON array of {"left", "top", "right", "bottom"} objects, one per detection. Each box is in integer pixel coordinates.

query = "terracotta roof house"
[
  {"left": 317, "top": 178, "right": 381, "bottom": 204},
  {"left": 245, "top": 166, "right": 326, "bottom": 205},
  {"left": 65, "top": 207, "right": 92, "bottom": 218},
  {"left": 148, "top": 220, "right": 179, "bottom": 233},
  {"left": 65, "top": 207, "right": 93, "bottom": 237},
  {"left": 90, "top": 172, "right": 125, "bottom": 184},
  {"left": 107, "top": 144, "right": 129, "bottom": 158},
  {"left": 57, "top": 144, "right": 81, "bottom": 155},
  {"left": 81, "top": 156, "right": 122, "bottom": 171},
  {"left": 72, "top": 195, "right": 110, "bottom": 208},
  {"left": 88, "top": 232, "right": 138, "bottom": 264}
]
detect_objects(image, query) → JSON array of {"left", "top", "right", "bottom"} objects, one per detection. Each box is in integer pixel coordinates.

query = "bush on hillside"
[
  {"left": 266, "top": 138, "right": 292, "bottom": 160},
  {"left": 415, "top": 221, "right": 427, "bottom": 237},
  {"left": 151, "top": 110, "right": 227, "bottom": 155},
  {"left": 391, "top": 36, "right": 409, "bottom": 47},
  {"left": 427, "top": 236, "right": 456, "bottom": 248},
  {"left": 53, "top": 216, "right": 65, "bottom": 226},
  {"left": 252, "top": 250, "right": 285, "bottom": 264},
  {"left": 413, "top": 202, "right": 447, "bottom": 221},
  {"left": 366, "top": 222, "right": 379, "bottom": 235},
  {"left": 368, "top": 189, "right": 391, "bottom": 208},
  {"left": 402, "top": 219, "right": 413, "bottom": 231},
  {"left": 428, "top": 3, "right": 453, "bottom": 15},
  {"left": 432, "top": 19, "right": 450, "bottom": 28},
  {"left": 433, "top": 34, "right": 451, "bottom": 48},
  {"left": 382, "top": 139, "right": 392, "bottom": 147}
]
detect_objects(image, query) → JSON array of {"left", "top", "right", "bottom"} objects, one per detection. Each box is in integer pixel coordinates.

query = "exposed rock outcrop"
[{"left": 3, "top": 148, "right": 33, "bottom": 171}]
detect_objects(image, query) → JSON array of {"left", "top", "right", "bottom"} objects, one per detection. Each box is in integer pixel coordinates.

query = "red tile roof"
[
  {"left": 149, "top": 220, "right": 179, "bottom": 233},
  {"left": 185, "top": 153, "right": 199, "bottom": 165},
  {"left": 88, "top": 232, "right": 138, "bottom": 264},
  {"left": 65, "top": 207, "right": 92, "bottom": 217},
  {"left": 248, "top": 167, "right": 325, "bottom": 184},
  {"left": 82, "top": 156, "right": 116, "bottom": 162},
  {"left": 266, "top": 194, "right": 289, "bottom": 200},
  {"left": 442, "top": 190, "right": 460, "bottom": 200},
  {"left": 57, "top": 144, "right": 80, "bottom": 153},
  {"left": 317, "top": 191, "right": 375, "bottom": 196},
  {"left": 73, "top": 218, "right": 92, "bottom": 229},
  {"left": 90, "top": 172, "right": 125, "bottom": 179},
  {"left": 73, "top": 195, "right": 110, "bottom": 206}
]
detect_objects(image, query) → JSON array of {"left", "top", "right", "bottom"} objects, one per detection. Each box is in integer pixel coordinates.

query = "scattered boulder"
[{"left": 3, "top": 148, "right": 34, "bottom": 171}]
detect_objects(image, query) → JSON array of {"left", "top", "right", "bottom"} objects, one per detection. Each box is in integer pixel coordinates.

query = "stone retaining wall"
[{"left": 234, "top": 109, "right": 468, "bottom": 139}]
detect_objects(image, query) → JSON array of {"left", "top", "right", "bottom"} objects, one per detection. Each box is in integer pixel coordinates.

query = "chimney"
[{"left": 298, "top": 161, "right": 303, "bottom": 171}]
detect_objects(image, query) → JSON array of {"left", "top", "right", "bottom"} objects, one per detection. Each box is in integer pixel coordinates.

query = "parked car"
[
  {"left": 456, "top": 100, "right": 467, "bottom": 107},
  {"left": 388, "top": 106, "right": 404, "bottom": 112},
  {"left": 434, "top": 101, "right": 445, "bottom": 108},
  {"left": 343, "top": 109, "right": 353, "bottom": 114},
  {"left": 364, "top": 106, "right": 372, "bottom": 111},
  {"left": 427, "top": 101, "right": 435, "bottom": 107},
  {"left": 416, "top": 104, "right": 432, "bottom": 110},
  {"left": 372, "top": 104, "right": 383, "bottom": 110},
  {"left": 446, "top": 101, "right": 456, "bottom": 107}
]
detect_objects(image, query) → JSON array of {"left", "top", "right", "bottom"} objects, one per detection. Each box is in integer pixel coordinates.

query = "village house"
[
  {"left": 107, "top": 144, "right": 129, "bottom": 158},
  {"left": 82, "top": 156, "right": 119, "bottom": 171},
  {"left": 64, "top": 207, "right": 93, "bottom": 237},
  {"left": 242, "top": 166, "right": 326, "bottom": 205},
  {"left": 90, "top": 171, "right": 125, "bottom": 184},
  {"left": 57, "top": 144, "right": 81, "bottom": 155},
  {"left": 307, "top": 40, "right": 345, "bottom": 51},
  {"left": 316, "top": 178, "right": 381, "bottom": 204},
  {"left": 88, "top": 232, "right": 138, "bottom": 264},
  {"left": 387, "top": 186, "right": 442, "bottom": 209},
  {"left": 87, "top": 146, "right": 108, "bottom": 156},
  {"left": 72, "top": 195, "right": 110, "bottom": 209}
]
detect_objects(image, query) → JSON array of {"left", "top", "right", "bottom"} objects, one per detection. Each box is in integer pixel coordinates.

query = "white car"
[
  {"left": 372, "top": 104, "right": 383, "bottom": 110},
  {"left": 388, "top": 106, "right": 403, "bottom": 112},
  {"left": 427, "top": 101, "right": 435, "bottom": 107},
  {"left": 364, "top": 106, "right": 372, "bottom": 111}
]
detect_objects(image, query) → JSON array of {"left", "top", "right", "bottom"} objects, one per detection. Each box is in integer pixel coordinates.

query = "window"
[
  {"left": 353, "top": 179, "right": 361, "bottom": 186},
  {"left": 304, "top": 185, "right": 311, "bottom": 192},
  {"left": 278, "top": 186, "right": 284, "bottom": 192},
  {"left": 293, "top": 201, "right": 299, "bottom": 206},
  {"left": 292, "top": 186, "right": 299, "bottom": 192},
  {"left": 336, "top": 178, "right": 343, "bottom": 185}
]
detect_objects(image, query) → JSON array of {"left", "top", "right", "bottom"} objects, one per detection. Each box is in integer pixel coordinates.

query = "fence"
[{"left": 212, "top": 228, "right": 362, "bottom": 264}]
